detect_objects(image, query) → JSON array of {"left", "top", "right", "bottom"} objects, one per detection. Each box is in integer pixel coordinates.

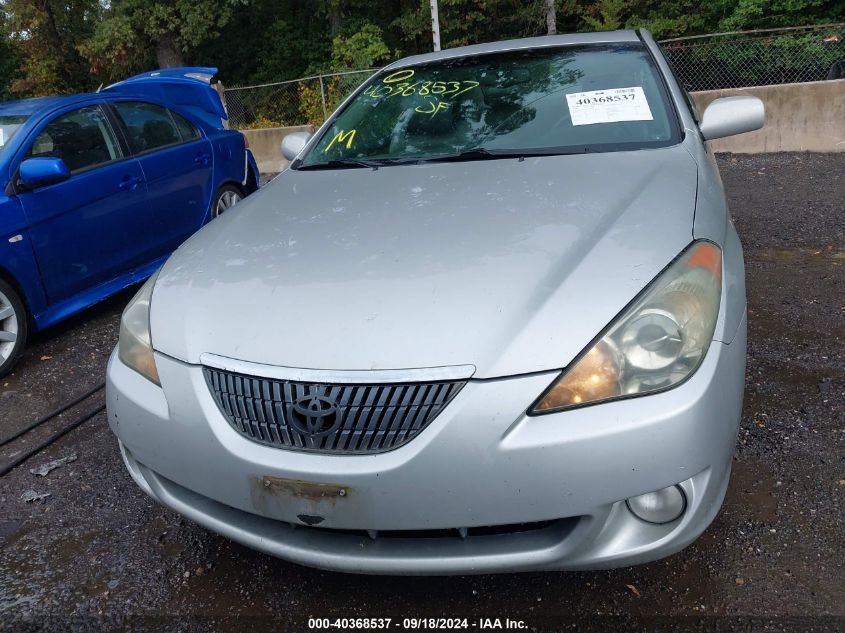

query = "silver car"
[{"left": 107, "top": 30, "right": 763, "bottom": 574}]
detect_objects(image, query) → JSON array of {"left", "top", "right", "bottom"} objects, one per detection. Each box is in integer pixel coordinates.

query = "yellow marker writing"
[
  {"left": 415, "top": 98, "right": 450, "bottom": 116},
  {"left": 324, "top": 129, "right": 357, "bottom": 152},
  {"left": 383, "top": 69, "right": 415, "bottom": 83}
]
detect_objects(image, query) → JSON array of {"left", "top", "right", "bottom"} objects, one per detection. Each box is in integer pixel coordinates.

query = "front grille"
[
  {"left": 204, "top": 367, "right": 466, "bottom": 454},
  {"left": 317, "top": 520, "right": 565, "bottom": 541}
]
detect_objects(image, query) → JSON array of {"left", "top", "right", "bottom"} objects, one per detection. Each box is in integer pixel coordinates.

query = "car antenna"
[{"left": 96, "top": 83, "right": 104, "bottom": 93}]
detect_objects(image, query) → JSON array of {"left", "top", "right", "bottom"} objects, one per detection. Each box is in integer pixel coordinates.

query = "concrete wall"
[
  {"left": 691, "top": 79, "right": 845, "bottom": 153},
  {"left": 242, "top": 125, "right": 314, "bottom": 174},
  {"left": 242, "top": 80, "right": 845, "bottom": 168}
]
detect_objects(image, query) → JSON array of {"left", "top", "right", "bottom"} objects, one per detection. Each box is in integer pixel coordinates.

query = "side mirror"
[
  {"left": 281, "top": 131, "right": 311, "bottom": 161},
  {"left": 699, "top": 96, "right": 764, "bottom": 141},
  {"left": 19, "top": 157, "right": 71, "bottom": 190}
]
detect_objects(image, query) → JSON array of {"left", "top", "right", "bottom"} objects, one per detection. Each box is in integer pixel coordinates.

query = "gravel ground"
[{"left": 0, "top": 153, "right": 843, "bottom": 632}]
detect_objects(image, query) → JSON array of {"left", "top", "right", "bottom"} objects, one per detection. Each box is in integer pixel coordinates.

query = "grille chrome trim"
[
  {"left": 200, "top": 353, "right": 476, "bottom": 384},
  {"left": 204, "top": 366, "right": 467, "bottom": 454}
]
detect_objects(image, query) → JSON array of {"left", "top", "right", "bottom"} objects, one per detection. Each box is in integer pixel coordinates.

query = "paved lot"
[{"left": 1, "top": 153, "right": 843, "bottom": 632}]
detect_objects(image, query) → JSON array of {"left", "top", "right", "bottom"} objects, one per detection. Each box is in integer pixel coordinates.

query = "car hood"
[{"left": 151, "top": 146, "right": 698, "bottom": 378}]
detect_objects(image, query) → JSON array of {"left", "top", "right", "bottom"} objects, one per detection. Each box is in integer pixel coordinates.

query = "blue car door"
[
  {"left": 110, "top": 100, "right": 214, "bottom": 256},
  {"left": 16, "top": 105, "right": 152, "bottom": 303}
]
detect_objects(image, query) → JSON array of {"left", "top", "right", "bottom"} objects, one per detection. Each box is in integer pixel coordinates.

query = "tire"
[
  {"left": 0, "top": 278, "right": 28, "bottom": 378},
  {"left": 211, "top": 184, "right": 244, "bottom": 219}
]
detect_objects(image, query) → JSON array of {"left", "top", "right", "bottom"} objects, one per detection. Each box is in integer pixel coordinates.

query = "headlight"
[
  {"left": 531, "top": 241, "right": 721, "bottom": 413},
  {"left": 118, "top": 270, "right": 160, "bottom": 385}
]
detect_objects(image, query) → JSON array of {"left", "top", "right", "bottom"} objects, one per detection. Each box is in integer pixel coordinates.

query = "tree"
[
  {"left": 85, "top": 0, "right": 247, "bottom": 81},
  {"left": 435, "top": 0, "right": 547, "bottom": 48},
  {"left": 297, "top": 22, "right": 393, "bottom": 126},
  {"left": 3, "top": 0, "right": 844, "bottom": 102},
  {"left": 0, "top": 12, "right": 21, "bottom": 99},
  {"left": 327, "top": 0, "right": 343, "bottom": 35},
  {"left": 545, "top": 0, "right": 557, "bottom": 34},
  {"left": 622, "top": 0, "right": 735, "bottom": 39},
  {"left": 579, "top": 0, "right": 625, "bottom": 31},
  {"left": 331, "top": 23, "right": 392, "bottom": 70},
  {"left": 719, "top": 0, "right": 844, "bottom": 30},
  {"left": 3, "top": 0, "right": 99, "bottom": 96}
]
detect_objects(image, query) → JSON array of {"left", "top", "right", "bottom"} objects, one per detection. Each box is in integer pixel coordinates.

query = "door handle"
[
  {"left": 194, "top": 153, "right": 211, "bottom": 166},
  {"left": 118, "top": 175, "right": 142, "bottom": 191}
]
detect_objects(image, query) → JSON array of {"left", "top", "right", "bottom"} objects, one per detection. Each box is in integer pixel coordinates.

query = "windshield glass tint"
[
  {"left": 300, "top": 44, "right": 678, "bottom": 166},
  {"left": 0, "top": 116, "right": 29, "bottom": 157}
]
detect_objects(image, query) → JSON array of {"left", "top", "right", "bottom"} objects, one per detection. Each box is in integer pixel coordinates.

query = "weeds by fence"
[
  {"left": 223, "top": 69, "right": 375, "bottom": 129},
  {"left": 224, "top": 24, "right": 845, "bottom": 129},
  {"left": 661, "top": 23, "right": 844, "bottom": 91}
]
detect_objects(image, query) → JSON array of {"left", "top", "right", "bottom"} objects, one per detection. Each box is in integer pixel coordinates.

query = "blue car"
[{"left": 0, "top": 67, "right": 259, "bottom": 376}]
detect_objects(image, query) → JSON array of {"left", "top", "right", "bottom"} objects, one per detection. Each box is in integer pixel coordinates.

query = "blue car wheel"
[{"left": 0, "top": 278, "right": 27, "bottom": 377}]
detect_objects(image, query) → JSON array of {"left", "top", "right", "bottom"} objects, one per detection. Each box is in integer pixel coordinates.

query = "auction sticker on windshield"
[{"left": 566, "top": 87, "right": 653, "bottom": 126}]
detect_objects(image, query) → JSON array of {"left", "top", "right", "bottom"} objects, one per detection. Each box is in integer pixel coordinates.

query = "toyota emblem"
[{"left": 288, "top": 394, "right": 341, "bottom": 437}]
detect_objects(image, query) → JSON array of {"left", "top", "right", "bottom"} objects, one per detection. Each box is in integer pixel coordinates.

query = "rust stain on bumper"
[
  {"left": 249, "top": 475, "right": 355, "bottom": 525},
  {"left": 257, "top": 475, "right": 352, "bottom": 502}
]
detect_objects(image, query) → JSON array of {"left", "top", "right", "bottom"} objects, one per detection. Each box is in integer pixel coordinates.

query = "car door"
[
  {"left": 110, "top": 100, "right": 214, "bottom": 256},
  {"left": 16, "top": 104, "right": 152, "bottom": 304}
]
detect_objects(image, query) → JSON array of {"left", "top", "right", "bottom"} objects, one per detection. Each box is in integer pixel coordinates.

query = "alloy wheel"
[
  {"left": 0, "top": 287, "right": 19, "bottom": 364},
  {"left": 214, "top": 190, "right": 243, "bottom": 218}
]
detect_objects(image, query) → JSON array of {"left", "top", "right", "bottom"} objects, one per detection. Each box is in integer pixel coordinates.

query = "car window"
[
  {"left": 300, "top": 44, "right": 680, "bottom": 167},
  {"left": 113, "top": 101, "right": 192, "bottom": 153},
  {"left": 171, "top": 110, "right": 200, "bottom": 141},
  {"left": 27, "top": 106, "right": 122, "bottom": 173},
  {"left": 0, "top": 115, "right": 29, "bottom": 158}
]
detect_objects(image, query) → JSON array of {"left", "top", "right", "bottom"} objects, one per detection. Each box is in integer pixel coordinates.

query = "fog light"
[{"left": 626, "top": 485, "right": 686, "bottom": 524}]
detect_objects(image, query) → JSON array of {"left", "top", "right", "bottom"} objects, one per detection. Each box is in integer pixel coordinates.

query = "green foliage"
[
  {"left": 4, "top": 0, "right": 100, "bottom": 96},
  {"left": 436, "top": 0, "right": 547, "bottom": 48},
  {"left": 82, "top": 13, "right": 152, "bottom": 81},
  {"left": 331, "top": 23, "right": 392, "bottom": 70},
  {"left": 299, "top": 81, "right": 328, "bottom": 127},
  {"left": 299, "top": 71, "right": 375, "bottom": 127},
  {"left": 86, "top": 0, "right": 247, "bottom": 80},
  {"left": 1, "top": 0, "right": 844, "bottom": 104},
  {"left": 238, "top": 115, "right": 287, "bottom": 129},
  {"left": 622, "top": 0, "right": 736, "bottom": 39},
  {"left": 0, "top": 13, "right": 22, "bottom": 99},
  {"left": 668, "top": 30, "right": 845, "bottom": 90},
  {"left": 719, "top": 0, "right": 843, "bottom": 30},
  {"left": 390, "top": 2, "right": 430, "bottom": 46},
  {"left": 580, "top": 0, "right": 626, "bottom": 31}
]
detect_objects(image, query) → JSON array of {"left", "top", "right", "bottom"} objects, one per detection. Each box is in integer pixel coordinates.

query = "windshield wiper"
[
  {"left": 418, "top": 146, "right": 593, "bottom": 164},
  {"left": 421, "top": 148, "right": 517, "bottom": 163},
  {"left": 297, "top": 147, "right": 594, "bottom": 170},
  {"left": 296, "top": 158, "right": 389, "bottom": 171}
]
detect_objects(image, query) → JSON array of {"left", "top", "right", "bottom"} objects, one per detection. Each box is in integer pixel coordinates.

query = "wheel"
[
  {"left": 211, "top": 184, "right": 244, "bottom": 219},
  {"left": 0, "top": 278, "right": 27, "bottom": 378}
]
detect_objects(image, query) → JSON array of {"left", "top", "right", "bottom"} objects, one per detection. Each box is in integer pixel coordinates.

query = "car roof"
[
  {"left": 0, "top": 94, "right": 98, "bottom": 116},
  {"left": 384, "top": 30, "right": 643, "bottom": 70},
  {"left": 0, "top": 66, "right": 222, "bottom": 120}
]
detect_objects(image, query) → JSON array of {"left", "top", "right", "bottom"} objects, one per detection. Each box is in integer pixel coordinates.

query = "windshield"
[
  {"left": 0, "top": 116, "right": 28, "bottom": 157},
  {"left": 298, "top": 44, "right": 679, "bottom": 168}
]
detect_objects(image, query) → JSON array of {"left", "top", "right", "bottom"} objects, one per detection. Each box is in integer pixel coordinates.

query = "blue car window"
[
  {"left": 27, "top": 106, "right": 122, "bottom": 173},
  {"left": 171, "top": 110, "right": 200, "bottom": 141},
  {"left": 112, "top": 101, "right": 191, "bottom": 153}
]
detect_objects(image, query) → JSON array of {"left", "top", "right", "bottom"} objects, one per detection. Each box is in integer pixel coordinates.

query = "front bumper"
[{"left": 107, "top": 314, "right": 745, "bottom": 574}]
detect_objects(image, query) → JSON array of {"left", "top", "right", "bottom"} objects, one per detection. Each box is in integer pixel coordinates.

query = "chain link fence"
[
  {"left": 223, "top": 69, "right": 375, "bottom": 130},
  {"left": 661, "top": 23, "right": 845, "bottom": 92},
  {"left": 223, "top": 24, "right": 845, "bottom": 129}
]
